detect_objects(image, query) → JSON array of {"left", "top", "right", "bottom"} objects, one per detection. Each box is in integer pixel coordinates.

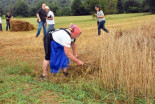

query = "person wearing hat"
[
  {"left": 41, "top": 24, "right": 83, "bottom": 79},
  {"left": 45, "top": 6, "right": 56, "bottom": 33}
]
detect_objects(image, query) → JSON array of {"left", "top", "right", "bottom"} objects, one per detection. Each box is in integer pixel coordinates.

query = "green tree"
[
  {"left": 142, "top": 0, "right": 150, "bottom": 12},
  {"left": 71, "top": 0, "right": 85, "bottom": 15},
  {"left": 150, "top": 0, "right": 155, "bottom": 13},
  {"left": 61, "top": 7, "right": 71, "bottom": 16},
  {"left": 105, "top": 0, "right": 118, "bottom": 14},
  {"left": 0, "top": 8, "right": 3, "bottom": 15},
  {"left": 49, "top": 3, "right": 61, "bottom": 16},
  {"left": 14, "top": 0, "right": 29, "bottom": 17},
  {"left": 117, "top": 0, "right": 124, "bottom": 13},
  {"left": 84, "top": 0, "right": 100, "bottom": 14},
  {"left": 30, "top": 7, "right": 37, "bottom": 16},
  {"left": 124, "top": 0, "right": 142, "bottom": 13}
]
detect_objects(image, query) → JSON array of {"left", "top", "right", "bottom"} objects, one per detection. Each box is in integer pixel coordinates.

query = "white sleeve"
[
  {"left": 101, "top": 11, "right": 104, "bottom": 16},
  {"left": 51, "top": 12, "right": 54, "bottom": 17},
  {"left": 62, "top": 35, "right": 71, "bottom": 47}
]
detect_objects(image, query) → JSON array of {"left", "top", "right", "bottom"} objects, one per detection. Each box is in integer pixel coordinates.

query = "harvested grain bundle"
[{"left": 10, "top": 20, "right": 35, "bottom": 31}]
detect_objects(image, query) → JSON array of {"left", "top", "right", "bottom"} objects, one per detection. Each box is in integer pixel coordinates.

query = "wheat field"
[{"left": 0, "top": 13, "right": 155, "bottom": 103}]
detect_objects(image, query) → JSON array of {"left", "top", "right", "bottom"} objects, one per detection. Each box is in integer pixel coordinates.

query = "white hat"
[{"left": 45, "top": 6, "right": 49, "bottom": 10}]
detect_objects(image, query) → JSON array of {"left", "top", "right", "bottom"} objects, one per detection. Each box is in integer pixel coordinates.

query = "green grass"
[
  {"left": 0, "top": 58, "right": 153, "bottom": 104},
  {"left": 1, "top": 13, "right": 151, "bottom": 30}
]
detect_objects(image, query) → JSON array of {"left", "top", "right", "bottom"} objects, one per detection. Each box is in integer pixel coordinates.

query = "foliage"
[
  {"left": 61, "top": 7, "right": 72, "bottom": 16},
  {"left": 0, "top": 8, "right": 3, "bottom": 15},
  {"left": 149, "top": 0, "right": 155, "bottom": 13},
  {"left": 0, "top": 0, "right": 154, "bottom": 16},
  {"left": 71, "top": 0, "right": 86, "bottom": 15},
  {"left": 117, "top": 0, "right": 124, "bottom": 13},
  {"left": 14, "top": 0, "right": 29, "bottom": 17},
  {"left": 124, "top": 0, "right": 142, "bottom": 13}
]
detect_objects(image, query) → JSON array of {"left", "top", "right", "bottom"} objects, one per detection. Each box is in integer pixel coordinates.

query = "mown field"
[{"left": 0, "top": 13, "right": 155, "bottom": 104}]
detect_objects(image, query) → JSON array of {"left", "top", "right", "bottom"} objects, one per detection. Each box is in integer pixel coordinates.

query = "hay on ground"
[{"left": 10, "top": 20, "right": 35, "bottom": 31}]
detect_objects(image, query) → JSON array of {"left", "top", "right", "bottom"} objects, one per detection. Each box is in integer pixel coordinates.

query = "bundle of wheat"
[{"left": 10, "top": 20, "right": 35, "bottom": 31}]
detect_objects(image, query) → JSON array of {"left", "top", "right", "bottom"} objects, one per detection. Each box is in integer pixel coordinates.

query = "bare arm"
[
  {"left": 71, "top": 42, "right": 77, "bottom": 57},
  {"left": 36, "top": 13, "right": 41, "bottom": 22},
  {"left": 64, "top": 46, "right": 83, "bottom": 65},
  {"left": 46, "top": 16, "right": 53, "bottom": 20}
]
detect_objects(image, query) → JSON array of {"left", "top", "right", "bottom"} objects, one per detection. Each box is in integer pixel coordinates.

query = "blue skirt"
[{"left": 50, "top": 41, "right": 69, "bottom": 73}]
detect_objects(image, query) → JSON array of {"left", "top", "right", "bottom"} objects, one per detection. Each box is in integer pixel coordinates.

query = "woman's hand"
[
  {"left": 39, "top": 19, "right": 41, "bottom": 22},
  {"left": 94, "top": 13, "right": 97, "bottom": 17}
]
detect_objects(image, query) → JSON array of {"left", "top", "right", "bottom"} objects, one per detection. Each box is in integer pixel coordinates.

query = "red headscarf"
[{"left": 69, "top": 24, "right": 82, "bottom": 35}]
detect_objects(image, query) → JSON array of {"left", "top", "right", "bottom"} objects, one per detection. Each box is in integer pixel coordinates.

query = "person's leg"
[
  {"left": 102, "top": 20, "right": 109, "bottom": 33},
  {"left": 36, "top": 22, "right": 43, "bottom": 37},
  {"left": 46, "top": 25, "right": 51, "bottom": 33},
  {"left": 63, "top": 68, "right": 67, "bottom": 72},
  {"left": 98, "top": 22, "right": 102, "bottom": 35},
  {"left": 43, "top": 22, "right": 47, "bottom": 37},
  {"left": 63, "top": 68, "right": 69, "bottom": 77},
  {"left": 0, "top": 24, "right": 2, "bottom": 31},
  {"left": 8, "top": 22, "right": 10, "bottom": 30},
  {"left": 47, "top": 24, "right": 56, "bottom": 33},
  {"left": 6, "top": 21, "right": 9, "bottom": 31},
  {"left": 42, "top": 59, "right": 50, "bottom": 76},
  {"left": 52, "top": 24, "right": 56, "bottom": 31},
  {"left": 42, "top": 32, "right": 52, "bottom": 77}
]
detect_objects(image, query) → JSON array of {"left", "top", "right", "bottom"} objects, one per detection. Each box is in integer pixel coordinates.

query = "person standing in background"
[
  {"left": 95, "top": 5, "right": 109, "bottom": 36},
  {"left": 45, "top": 6, "right": 56, "bottom": 33},
  {"left": 6, "top": 12, "right": 13, "bottom": 31},
  {"left": 0, "top": 13, "right": 2, "bottom": 31},
  {"left": 36, "top": 3, "right": 47, "bottom": 37}
]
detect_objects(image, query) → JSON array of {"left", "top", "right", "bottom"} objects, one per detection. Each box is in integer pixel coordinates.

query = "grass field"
[{"left": 0, "top": 13, "right": 155, "bottom": 104}]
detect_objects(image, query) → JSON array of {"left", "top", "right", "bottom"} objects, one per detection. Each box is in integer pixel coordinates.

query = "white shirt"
[
  {"left": 0, "top": 17, "right": 2, "bottom": 24},
  {"left": 97, "top": 10, "right": 105, "bottom": 22},
  {"left": 46, "top": 11, "right": 55, "bottom": 25},
  {"left": 52, "top": 29, "right": 71, "bottom": 47}
]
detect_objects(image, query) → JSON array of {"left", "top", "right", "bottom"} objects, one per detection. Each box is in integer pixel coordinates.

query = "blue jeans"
[
  {"left": 98, "top": 20, "right": 109, "bottom": 35},
  {"left": 36, "top": 21, "right": 46, "bottom": 37},
  {"left": 47, "top": 24, "right": 55, "bottom": 33}
]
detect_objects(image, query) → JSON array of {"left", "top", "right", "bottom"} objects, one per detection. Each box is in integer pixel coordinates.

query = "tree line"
[{"left": 0, "top": 0, "right": 154, "bottom": 17}]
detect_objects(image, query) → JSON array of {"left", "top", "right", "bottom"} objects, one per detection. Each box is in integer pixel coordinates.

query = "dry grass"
[
  {"left": 99, "top": 23, "right": 155, "bottom": 100},
  {"left": 0, "top": 14, "right": 155, "bottom": 102}
]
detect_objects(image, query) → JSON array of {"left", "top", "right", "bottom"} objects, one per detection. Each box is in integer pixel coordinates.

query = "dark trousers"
[
  {"left": 0, "top": 24, "right": 2, "bottom": 31},
  {"left": 98, "top": 20, "right": 109, "bottom": 35},
  {"left": 6, "top": 21, "right": 10, "bottom": 31}
]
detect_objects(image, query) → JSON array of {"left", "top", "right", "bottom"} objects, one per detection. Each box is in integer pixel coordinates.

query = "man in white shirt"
[
  {"left": 42, "top": 24, "right": 83, "bottom": 79},
  {"left": 0, "top": 13, "right": 2, "bottom": 31},
  {"left": 45, "top": 6, "right": 55, "bottom": 33}
]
